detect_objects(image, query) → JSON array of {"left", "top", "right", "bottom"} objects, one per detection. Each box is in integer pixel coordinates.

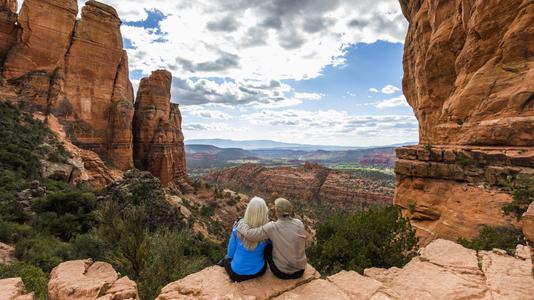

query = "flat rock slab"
[{"left": 156, "top": 265, "right": 319, "bottom": 300}]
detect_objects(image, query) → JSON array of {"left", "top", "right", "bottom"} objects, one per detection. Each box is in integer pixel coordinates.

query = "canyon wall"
[
  {"left": 0, "top": 0, "right": 190, "bottom": 190},
  {"left": 397, "top": 0, "right": 534, "bottom": 243},
  {"left": 204, "top": 163, "right": 392, "bottom": 212}
]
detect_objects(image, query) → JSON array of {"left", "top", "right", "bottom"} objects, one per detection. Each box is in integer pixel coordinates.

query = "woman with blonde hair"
[{"left": 220, "top": 196, "right": 270, "bottom": 282}]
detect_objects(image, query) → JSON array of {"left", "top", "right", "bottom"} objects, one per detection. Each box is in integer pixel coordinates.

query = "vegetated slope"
[
  {"left": 203, "top": 162, "right": 394, "bottom": 224},
  {"left": 0, "top": 103, "right": 224, "bottom": 299}
]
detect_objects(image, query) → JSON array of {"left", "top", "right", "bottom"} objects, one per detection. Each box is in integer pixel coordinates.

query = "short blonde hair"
[{"left": 242, "top": 196, "right": 269, "bottom": 250}]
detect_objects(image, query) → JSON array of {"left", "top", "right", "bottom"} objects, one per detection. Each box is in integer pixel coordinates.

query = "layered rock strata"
[
  {"left": 397, "top": 0, "right": 534, "bottom": 242},
  {"left": 395, "top": 145, "right": 533, "bottom": 243},
  {"left": 133, "top": 70, "right": 191, "bottom": 190},
  {"left": 48, "top": 259, "right": 139, "bottom": 300},
  {"left": 204, "top": 163, "right": 392, "bottom": 211},
  {"left": 156, "top": 239, "right": 534, "bottom": 300},
  {"left": 0, "top": 0, "right": 190, "bottom": 189}
]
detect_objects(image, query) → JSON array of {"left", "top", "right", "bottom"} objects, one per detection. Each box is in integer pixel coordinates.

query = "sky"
[{"left": 20, "top": 0, "right": 418, "bottom": 147}]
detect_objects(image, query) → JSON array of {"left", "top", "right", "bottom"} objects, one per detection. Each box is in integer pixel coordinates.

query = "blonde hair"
[{"left": 241, "top": 196, "right": 269, "bottom": 250}]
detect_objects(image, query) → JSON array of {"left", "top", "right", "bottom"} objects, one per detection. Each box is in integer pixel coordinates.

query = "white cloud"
[
  {"left": 183, "top": 122, "right": 236, "bottom": 131},
  {"left": 376, "top": 95, "right": 409, "bottom": 108},
  {"left": 293, "top": 92, "right": 324, "bottom": 101},
  {"left": 50, "top": 0, "right": 409, "bottom": 82},
  {"left": 381, "top": 84, "right": 401, "bottom": 94},
  {"left": 244, "top": 109, "right": 417, "bottom": 137},
  {"left": 369, "top": 88, "right": 379, "bottom": 93},
  {"left": 172, "top": 77, "right": 320, "bottom": 108},
  {"left": 180, "top": 105, "right": 233, "bottom": 120}
]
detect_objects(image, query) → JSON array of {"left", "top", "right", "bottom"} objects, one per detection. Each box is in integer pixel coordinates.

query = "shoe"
[{"left": 216, "top": 259, "right": 225, "bottom": 267}]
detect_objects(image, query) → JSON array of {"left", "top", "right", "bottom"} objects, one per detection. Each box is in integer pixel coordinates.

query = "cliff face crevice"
[
  {"left": 0, "top": 0, "right": 189, "bottom": 190},
  {"left": 397, "top": 0, "right": 534, "bottom": 244}
]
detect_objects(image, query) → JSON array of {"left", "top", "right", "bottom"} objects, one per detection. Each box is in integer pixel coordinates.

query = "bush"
[
  {"left": 308, "top": 206, "right": 418, "bottom": 275},
  {"left": 458, "top": 226, "right": 525, "bottom": 254},
  {"left": 502, "top": 176, "right": 534, "bottom": 220},
  {"left": 138, "top": 229, "right": 217, "bottom": 299},
  {"left": 0, "top": 262, "right": 48, "bottom": 299},
  {"left": 33, "top": 191, "right": 97, "bottom": 241},
  {"left": 15, "top": 235, "right": 72, "bottom": 273},
  {"left": 0, "top": 219, "right": 33, "bottom": 244}
]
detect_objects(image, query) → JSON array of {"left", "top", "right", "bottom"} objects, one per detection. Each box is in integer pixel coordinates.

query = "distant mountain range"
[{"left": 185, "top": 139, "right": 416, "bottom": 151}]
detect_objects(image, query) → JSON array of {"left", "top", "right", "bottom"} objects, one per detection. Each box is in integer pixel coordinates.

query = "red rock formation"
[
  {"left": 204, "top": 163, "right": 392, "bottom": 211},
  {"left": 133, "top": 70, "right": 191, "bottom": 189},
  {"left": 0, "top": 0, "right": 135, "bottom": 172},
  {"left": 0, "top": 1, "right": 191, "bottom": 190},
  {"left": 3, "top": 0, "right": 77, "bottom": 82},
  {"left": 396, "top": 0, "right": 534, "bottom": 243},
  {"left": 400, "top": 0, "right": 534, "bottom": 146},
  {"left": 0, "top": 0, "right": 17, "bottom": 66},
  {"left": 62, "top": 0, "right": 134, "bottom": 170}
]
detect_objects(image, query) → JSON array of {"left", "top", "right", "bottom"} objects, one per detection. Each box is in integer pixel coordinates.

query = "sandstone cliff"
[
  {"left": 396, "top": 0, "right": 534, "bottom": 243},
  {"left": 0, "top": 0, "right": 190, "bottom": 190}
]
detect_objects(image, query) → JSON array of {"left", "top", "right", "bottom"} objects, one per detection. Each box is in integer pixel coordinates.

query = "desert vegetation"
[
  {"left": 0, "top": 103, "right": 223, "bottom": 299},
  {"left": 308, "top": 206, "right": 418, "bottom": 276}
]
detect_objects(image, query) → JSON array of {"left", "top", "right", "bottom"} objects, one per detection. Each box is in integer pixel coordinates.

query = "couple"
[{"left": 219, "top": 196, "right": 307, "bottom": 282}]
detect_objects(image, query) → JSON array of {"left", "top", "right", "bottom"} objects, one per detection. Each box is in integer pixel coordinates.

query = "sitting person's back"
[
  {"left": 222, "top": 197, "right": 270, "bottom": 282},
  {"left": 227, "top": 225, "right": 267, "bottom": 276},
  {"left": 238, "top": 198, "right": 307, "bottom": 279}
]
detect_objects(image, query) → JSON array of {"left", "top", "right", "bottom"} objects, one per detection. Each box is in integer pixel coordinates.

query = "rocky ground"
[{"left": 4, "top": 239, "right": 528, "bottom": 300}]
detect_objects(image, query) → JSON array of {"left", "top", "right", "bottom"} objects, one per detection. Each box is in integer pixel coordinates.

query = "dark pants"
[
  {"left": 265, "top": 244, "right": 305, "bottom": 280},
  {"left": 223, "top": 258, "right": 267, "bottom": 282}
]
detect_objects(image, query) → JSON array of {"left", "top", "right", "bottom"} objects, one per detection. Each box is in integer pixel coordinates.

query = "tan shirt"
[{"left": 237, "top": 217, "right": 307, "bottom": 273}]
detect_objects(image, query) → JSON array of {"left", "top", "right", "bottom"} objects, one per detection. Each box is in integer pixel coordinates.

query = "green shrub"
[
  {"left": 15, "top": 235, "right": 72, "bottom": 273},
  {"left": 138, "top": 229, "right": 216, "bottom": 299},
  {"left": 423, "top": 143, "right": 432, "bottom": 151},
  {"left": 308, "top": 206, "right": 418, "bottom": 275},
  {"left": 0, "top": 262, "right": 48, "bottom": 299},
  {"left": 502, "top": 176, "right": 534, "bottom": 220},
  {"left": 0, "top": 219, "right": 33, "bottom": 244},
  {"left": 33, "top": 191, "right": 97, "bottom": 240},
  {"left": 458, "top": 226, "right": 525, "bottom": 254},
  {"left": 0, "top": 102, "right": 68, "bottom": 179}
]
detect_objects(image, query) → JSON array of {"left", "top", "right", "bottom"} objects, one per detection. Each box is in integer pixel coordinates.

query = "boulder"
[
  {"left": 0, "top": 278, "right": 34, "bottom": 300},
  {"left": 0, "top": 242, "right": 15, "bottom": 264},
  {"left": 48, "top": 260, "right": 138, "bottom": 300}
]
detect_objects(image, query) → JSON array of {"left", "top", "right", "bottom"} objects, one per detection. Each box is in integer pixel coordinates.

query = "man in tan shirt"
[{"left": 237, "top": 198, "right": 307, "bottom": 279}]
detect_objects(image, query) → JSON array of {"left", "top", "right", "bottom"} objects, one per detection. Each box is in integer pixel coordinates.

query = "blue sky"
[{"left": 62, "top": 0, "right": 418, "bottom": 146}]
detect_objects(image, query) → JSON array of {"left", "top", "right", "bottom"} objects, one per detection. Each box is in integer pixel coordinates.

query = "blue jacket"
[{"left": 227, "top": 225, "right": 267, "bottom": 275}]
